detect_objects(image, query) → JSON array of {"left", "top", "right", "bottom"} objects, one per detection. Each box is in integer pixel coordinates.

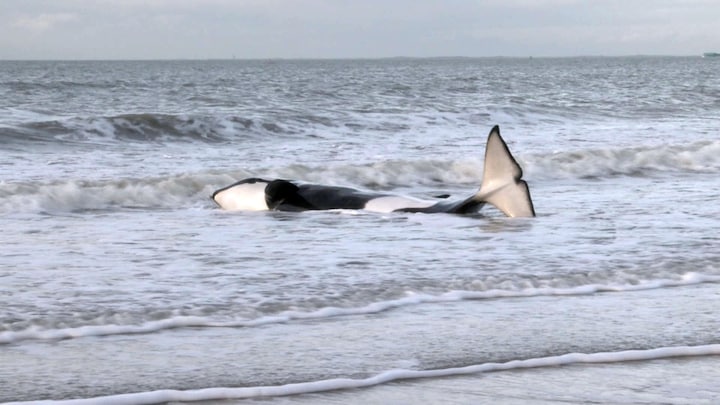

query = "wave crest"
[
  {"left": 0, "top": 113, "right": 300, "bottom": 145},
  {"left": 0, "top": 173, "right": 233, "bottom": 214},
  {"left": 526, "top": 140, "right": 720, "bottom": 179},
  {"left": 2, "top": 271, "right": 718, "bottom": 345},
  {"left": 2, "top": 138, "right": 719, "bottom": 214}
]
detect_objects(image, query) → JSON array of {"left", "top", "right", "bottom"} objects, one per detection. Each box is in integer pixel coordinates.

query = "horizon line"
[{"left": 0, "top": 54, "right": 707, "bottom": 62}]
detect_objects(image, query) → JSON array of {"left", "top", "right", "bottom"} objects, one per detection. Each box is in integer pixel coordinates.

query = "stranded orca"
[{"left": 212, "top": 125, "right": 535, "bottom": 217}]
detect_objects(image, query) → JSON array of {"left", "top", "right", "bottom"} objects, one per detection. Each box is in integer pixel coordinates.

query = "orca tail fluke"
[{"left": 475, "top": 126, "right": 535, "bottom": 217}]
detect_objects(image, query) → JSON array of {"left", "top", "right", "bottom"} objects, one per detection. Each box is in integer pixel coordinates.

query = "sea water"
[{"left": 1, "top": 57, "right": 719, "bottom": 404}]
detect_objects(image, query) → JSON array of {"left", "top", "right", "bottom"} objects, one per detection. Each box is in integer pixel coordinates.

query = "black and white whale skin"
[{"left": 212, "top": 126, "right": 535, "bottom": 217}]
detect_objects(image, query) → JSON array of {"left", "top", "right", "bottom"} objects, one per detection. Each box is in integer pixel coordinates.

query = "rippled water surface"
[{"left": 1, "top": 57, "right": 719, "bottom": 404}]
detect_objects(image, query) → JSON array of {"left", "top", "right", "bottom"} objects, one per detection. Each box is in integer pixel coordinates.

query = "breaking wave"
[
  {"left": 1, "top": 138, "right": 719, "bottom": 214},
  {"left": 2, "top": 271, "right": 718, "bottom": 345},
  {"left": 0, "top": 113, "right": 309, "bottom": 145},
  {"left": 4, "top": 344, "right": 720, "bottom": 404},
  {"left": 0, "top": 173, "right": 225, "bottom": 214},
  {"left": 526, "top": 140, "right": 720, "bottom": 179}
]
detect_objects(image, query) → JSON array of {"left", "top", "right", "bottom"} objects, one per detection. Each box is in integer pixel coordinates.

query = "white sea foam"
[
  {"left": 3, "top": 138, "right": 719, "bottom": 214},
  {"left": 526, "top": 140, "right": 720, "bottom": 179},
  {"left": 259, "top": 139, "right": 720, "bottom": 186},
  {"left": 4, "top": 344, "right": 719, "bottom": 405},
  {"left": 3, "top": 272, "right": 718, "bottom": 345},
  {"left": 0, "top": 174, "right": 230, "bottom": 214},
  {"left": 3, "top": 57, "right": 720, "bottom": 405},
  {"left": 1, "top": 113, "right": 288, "bottom": 145}
]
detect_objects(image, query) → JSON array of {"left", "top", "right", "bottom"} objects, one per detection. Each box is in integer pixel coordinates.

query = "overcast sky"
[{"left": 1, "top": 0, "right": 718, "bottom": 60}]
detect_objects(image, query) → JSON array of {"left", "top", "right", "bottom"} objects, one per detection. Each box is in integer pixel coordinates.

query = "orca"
[{"left": 212, "top": 125, "right": 535, "bottom": 217}]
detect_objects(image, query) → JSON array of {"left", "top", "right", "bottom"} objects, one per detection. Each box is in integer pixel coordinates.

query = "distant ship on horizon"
[{"left": 702, "top": 52, "right": 720, "bottom": 58}]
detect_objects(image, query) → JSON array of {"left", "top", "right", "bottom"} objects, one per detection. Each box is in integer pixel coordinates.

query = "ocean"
[{"left": 1, "top": 57, "right": 719, "bottom": 404}]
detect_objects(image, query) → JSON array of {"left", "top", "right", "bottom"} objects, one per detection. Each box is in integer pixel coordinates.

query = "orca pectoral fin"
[
  {"left": 263, "top": 180, "right": 301, "bottom": 210},
  {"left": 265, "top": 180, "right": 320, "bottom": 211},
  {"left": 475, "top": 126, "right": 535, "bottom": 217}
]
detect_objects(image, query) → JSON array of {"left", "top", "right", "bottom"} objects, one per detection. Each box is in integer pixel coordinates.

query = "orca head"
[{"left": 211, "top": 178, "right": 270, "bottom": 211}]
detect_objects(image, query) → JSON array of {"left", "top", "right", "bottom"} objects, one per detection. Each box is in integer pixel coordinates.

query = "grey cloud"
[{"left": 1, "top": 0, "right": 718, "bottom": 59}]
